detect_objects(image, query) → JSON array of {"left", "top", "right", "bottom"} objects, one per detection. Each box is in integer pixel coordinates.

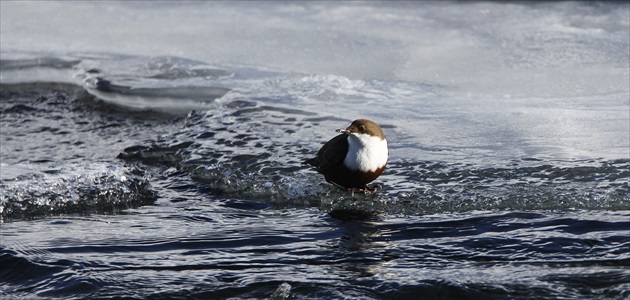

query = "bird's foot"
[
  {"left": 329, "top": 181, "right": 382, "bottom": 195},
  {"left": 347, "top": 184, "right": 382, "bottom": 195}
]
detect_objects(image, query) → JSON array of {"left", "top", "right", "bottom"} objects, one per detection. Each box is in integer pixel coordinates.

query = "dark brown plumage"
[{"left": 305, "top": 119, "right": 388, "bottom": 191}]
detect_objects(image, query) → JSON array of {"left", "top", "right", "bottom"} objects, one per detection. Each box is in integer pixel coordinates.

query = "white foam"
[{"left": 1, "top": 1, "right": 627, "bottom": 98}]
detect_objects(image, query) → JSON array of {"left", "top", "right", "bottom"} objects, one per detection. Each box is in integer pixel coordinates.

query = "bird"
[{"left": 305, "top": 119, "right": 388, "bottom": 192}]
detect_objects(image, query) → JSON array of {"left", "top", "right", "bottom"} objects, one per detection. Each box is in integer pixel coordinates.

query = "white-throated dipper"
[{"left": 305, "top": 119, "right": 388, "bottom": 192}]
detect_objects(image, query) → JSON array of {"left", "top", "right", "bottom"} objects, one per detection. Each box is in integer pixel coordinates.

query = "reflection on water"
[{"left": 3, "top": 207, "right": 627, "bottom": 298}]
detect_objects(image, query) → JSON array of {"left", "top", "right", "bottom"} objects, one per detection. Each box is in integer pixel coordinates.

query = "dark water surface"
[
  {"left": 1, "top": 80, "right": 628, "bottom": 299},
  {"left": 1, "top": 1, "right": 629, "bottom": 298}
]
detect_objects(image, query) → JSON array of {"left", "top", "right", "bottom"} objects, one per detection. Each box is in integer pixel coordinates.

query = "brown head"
[{"left": 337, "top": 119, "right": 386, "bottom": 141}]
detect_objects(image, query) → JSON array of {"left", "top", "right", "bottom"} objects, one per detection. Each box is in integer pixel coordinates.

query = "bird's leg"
[
  {"left": 328, "top": 180, "right": 382, "bottom": 195},
  {"left": 346, "top": 184, "right": 381, "bottom": 195},
  {"left": 362, "top": 184, "right": 382, "bottom": 194}
]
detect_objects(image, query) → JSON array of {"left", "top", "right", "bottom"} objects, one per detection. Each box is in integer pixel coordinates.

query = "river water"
[{"left": 1, "top": 1, "right": 629, "bottom": 299}]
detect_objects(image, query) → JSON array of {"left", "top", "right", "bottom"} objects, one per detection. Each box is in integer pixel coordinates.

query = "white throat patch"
[{"left": 343, "top": 133, "right": 388, "bottom": 172}]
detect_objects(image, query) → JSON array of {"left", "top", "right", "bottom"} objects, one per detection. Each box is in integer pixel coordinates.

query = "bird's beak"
[{"left": 336, "top": 128, "right": 350, "bottom": 134}]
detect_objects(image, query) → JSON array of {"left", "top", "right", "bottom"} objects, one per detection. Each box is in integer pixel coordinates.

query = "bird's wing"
[{"left": 313, "top": 134, "right": 348, "bottom": 172}]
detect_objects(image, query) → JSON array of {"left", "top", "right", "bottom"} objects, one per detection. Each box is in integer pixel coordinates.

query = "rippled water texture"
[{"left": 2, "top": 1, "right": 630, "bottom": 299}]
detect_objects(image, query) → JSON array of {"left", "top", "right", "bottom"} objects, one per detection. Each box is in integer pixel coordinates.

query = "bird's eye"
[{"left": 360, "top": 125, "right": 366, "bottom": 132}]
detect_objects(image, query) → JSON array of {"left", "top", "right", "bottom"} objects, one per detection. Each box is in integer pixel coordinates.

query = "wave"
[
  {"left": 1, "top": 53, "right": 234, "bottom": 114},
  {"left": 1, "top": 52, "right": 628, "bottom": 220},
  {"left": 0, "top": 163, "right": 156, "bottom": 221},
  {"left": 118, "top": 106, "right": 630, "bottom": 214}
]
